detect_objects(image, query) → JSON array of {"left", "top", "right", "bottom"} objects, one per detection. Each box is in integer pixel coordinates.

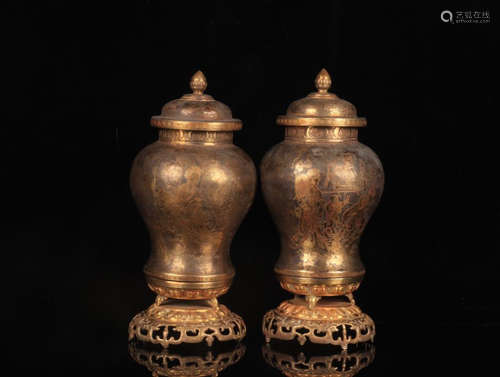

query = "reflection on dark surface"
[
  {"left": 262, "top": 342, "right": 375, "bottom": 377},
  {"left": 129, "top": 341, "right": 246, "bottom": 377}
]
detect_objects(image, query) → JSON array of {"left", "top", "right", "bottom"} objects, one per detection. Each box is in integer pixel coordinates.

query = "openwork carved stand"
[
  {"left": 263, "top": 296, "right": 374, "bottom": 349},
  {"left": 129, "top": 296, "right": 246, "bottom": 347}
]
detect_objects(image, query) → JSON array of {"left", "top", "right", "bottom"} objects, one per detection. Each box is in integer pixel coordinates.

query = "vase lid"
[
  {"left": 276, "top": 69, "right": 366, "bottom": 127},
  {"left": 151, "top": 71, "right": 242, "bottom": 131}
]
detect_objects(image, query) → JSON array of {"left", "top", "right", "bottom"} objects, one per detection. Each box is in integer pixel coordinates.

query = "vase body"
[
  {"left": 261, "top": 127, "right": 383, "bottom": 296},
  {"left": 131, "top": 129, "right": 256, "bottom": 299}
]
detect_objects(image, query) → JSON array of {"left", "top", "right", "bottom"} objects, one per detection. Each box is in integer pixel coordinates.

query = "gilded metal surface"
[
  {"left": 151, "top": 71, "right": 242, "bottom": 131},
  {"left": 262, "top": 296, "right": 375, "bottom": 348},
  {"left": 261, "top": 69, "right": 383, "bottom": 345},
  {"left": 129, "top": 71, "right": 256, "bottom": 346},
  {"left": 129, "top": 341, "right": 245, "bottom": 377},
  {"left": 279, "top": 281, "right": 360, "bottom": 297},
  {"left": 129, "top": 297, "right": 246, "bottom": 347},
  {"left": 276, "top": 69, "right": 366, "bottom": 127},
  {"left": 262, "top": 343, "right": 375, "bottom": 377}
]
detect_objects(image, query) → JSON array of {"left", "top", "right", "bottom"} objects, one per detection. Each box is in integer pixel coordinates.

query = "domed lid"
[
  {"left": 277, "top": 69, "right": 366, "bottom": 127},
  {"left": 151, "top": 71, "right": 242, "bottom": 131}
]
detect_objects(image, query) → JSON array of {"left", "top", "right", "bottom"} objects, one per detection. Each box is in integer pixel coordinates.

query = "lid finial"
[
  {"left": 151, "top": 70, "right": 242, "bottom": 131},
  {"left": 190, "top": 70, "right": 207, "bottom": 94},
  {"left": 275, "top": 69, "right": 366, "bottom": 127},
  {"left": 315, "top": 68, "right": 332, "bottom": 93}
]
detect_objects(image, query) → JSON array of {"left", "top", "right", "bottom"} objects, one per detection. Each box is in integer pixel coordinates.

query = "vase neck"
[
  {"left": 284, "top": 127, "right": 358, "bottom": 143},
  {"left": 159, "top": 129, "right": 233, "bottom": 145}
]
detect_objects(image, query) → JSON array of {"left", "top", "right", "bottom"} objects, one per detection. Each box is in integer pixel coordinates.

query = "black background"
[{"left": 6, "top": 1, "right": 499, "bottom": 376}]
